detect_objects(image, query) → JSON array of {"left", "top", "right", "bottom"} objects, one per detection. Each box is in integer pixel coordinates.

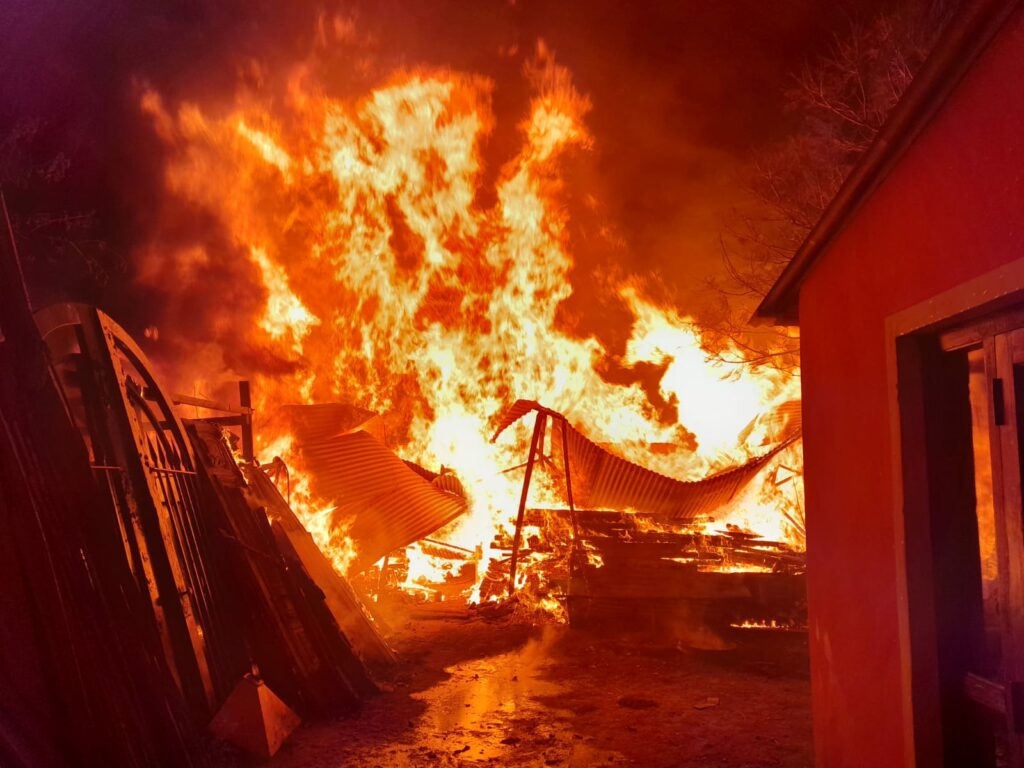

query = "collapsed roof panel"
[
  {"left": 494, "top": 399, "right": 798, "bottom": 520},
  {"left": 293, "top": 425, "right": 469, "bottom": 570},
  {"left": 282, "top": 402, "right": 385, "bottom": 444},
  {"left": 564, "top": 422, "right": 792, "bottom": 519}
]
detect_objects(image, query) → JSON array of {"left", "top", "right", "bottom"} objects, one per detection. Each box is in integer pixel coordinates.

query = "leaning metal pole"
[{"left": 508, "top": 412, "right": 546, "bottom": 596}]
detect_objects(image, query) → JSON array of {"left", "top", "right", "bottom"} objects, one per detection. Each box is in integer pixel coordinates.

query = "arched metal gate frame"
[{"left": 35, "top": 303, "right": 242, "bottom": 718}]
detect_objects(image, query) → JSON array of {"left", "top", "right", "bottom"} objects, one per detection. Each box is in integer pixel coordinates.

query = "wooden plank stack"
[
  {"left": 188, "top": 421, "right": 379, "bottom": 715},
  {"left": 487, "top": 508, "right": 807, "bottom": 630}
]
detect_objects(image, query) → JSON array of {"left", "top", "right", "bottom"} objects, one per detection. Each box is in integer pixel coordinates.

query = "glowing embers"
[
  {"left": 365, "top": 539, "right": 479, "bottom": 601},
  {"left": 729, "top": 619, "right": 806, "bottom": 631},
  {"left": 561, "top": 509, "right": 806, "bottom": 630}
]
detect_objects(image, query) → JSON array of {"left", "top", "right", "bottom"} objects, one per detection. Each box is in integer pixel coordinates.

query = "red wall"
[{"left": 797, "top": 10, "right": 1024, "bottom": 766}]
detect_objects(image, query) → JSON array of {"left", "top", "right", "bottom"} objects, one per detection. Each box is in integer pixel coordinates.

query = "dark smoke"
[{"left": 3, "top": 0, "right": 906, "bottom": 380}]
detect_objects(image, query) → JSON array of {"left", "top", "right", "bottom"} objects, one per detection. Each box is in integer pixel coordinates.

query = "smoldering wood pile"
[
  {"left": 476, "top": 508, "right": 806, "bottom": 630},
  {"left": 567, "top": 510, "right": 806, "bottom": 629},
  {"left": 0, "top": 213, "right": 390, "bottom": 766}
]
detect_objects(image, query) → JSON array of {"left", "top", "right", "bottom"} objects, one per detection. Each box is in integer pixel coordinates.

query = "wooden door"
[{"left": 961, "top": 329, "right": 1024, "bottom": 766}]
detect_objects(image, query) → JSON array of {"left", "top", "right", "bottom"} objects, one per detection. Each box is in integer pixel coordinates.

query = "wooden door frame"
[{"left": 886, "top": 256, "right": 1024, "bottom": 766}]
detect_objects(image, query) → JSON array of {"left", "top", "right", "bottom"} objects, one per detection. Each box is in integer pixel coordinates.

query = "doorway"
[{"left": 913, "top": 318, "right": 1024, "bottom": 766}]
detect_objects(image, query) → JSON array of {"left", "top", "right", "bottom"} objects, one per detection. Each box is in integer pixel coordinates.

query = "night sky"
[{"left": 2, "top": 0, "right": 904, "bottom": 334}]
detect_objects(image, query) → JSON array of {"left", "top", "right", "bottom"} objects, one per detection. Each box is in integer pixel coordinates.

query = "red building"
[{"left": 756, "top": 1, "right": 1024, "bottom": 765}]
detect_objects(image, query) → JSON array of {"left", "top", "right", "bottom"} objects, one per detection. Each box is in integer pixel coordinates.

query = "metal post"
[
  {"left": 560, "top": 417, "right": 582, "bottom": 623},
  {"left": 560, "top": 417, "right": 580, "bottom": 544},
  {"left": 508, "top": 412, "right": 546, "bottom": 596},
  {"left": 238, "top": 380, "right": 254, "bottom": 463}
]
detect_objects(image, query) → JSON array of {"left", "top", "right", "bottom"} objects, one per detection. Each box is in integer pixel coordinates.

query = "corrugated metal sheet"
[
  {"left": 489, "top": 398, "right": 545, "bottom": 441},
  {"left": 403, "top": 459, "right": 438, "bottom": 481},
  {"left": 495, "top": 399, "right": 800, "bottom": 520},
  {"left": 432, "top": 472, "right": 466, "bottom": 497},
  {"left": 562, "top": 423, "right": 793, "bottom": 519},
  {"left": 282, "top": 403, "right": 384, "bottom": 445},
  {"left": 297, "top": 430, "right": 468, "bottom": 570}
]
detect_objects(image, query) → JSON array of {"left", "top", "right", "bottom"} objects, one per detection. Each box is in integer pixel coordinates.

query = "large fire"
[{"left": 139, "top": 41, "right": 801, "bottom": 603}]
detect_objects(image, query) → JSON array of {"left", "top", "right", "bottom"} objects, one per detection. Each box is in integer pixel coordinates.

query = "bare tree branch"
[{"left": 702, "top": 2, "right": 954, "bottom": 375}]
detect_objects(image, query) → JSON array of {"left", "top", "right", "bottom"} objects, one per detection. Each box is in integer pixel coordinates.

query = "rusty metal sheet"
[
  {"left": 297, "top": 430, "right": 468, "bottom": 570},
  {"left": 495, "top": 399, "right": 798, "bottom": 520}
]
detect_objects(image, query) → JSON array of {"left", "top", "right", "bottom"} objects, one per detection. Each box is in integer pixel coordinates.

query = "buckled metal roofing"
[
  {"left": 282, "top": 402, "right": 385, "bottom": 444},
  {"left": 494, "top": 399, "right": 799, "bottom": 520},
  {"left": 293, "top": 426, "right": 468, "bottom": 570}
]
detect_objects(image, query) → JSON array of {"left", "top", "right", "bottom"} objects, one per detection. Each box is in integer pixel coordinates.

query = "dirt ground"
[{"left": 268, "top": 606, "right": 812, "bottom": 768}]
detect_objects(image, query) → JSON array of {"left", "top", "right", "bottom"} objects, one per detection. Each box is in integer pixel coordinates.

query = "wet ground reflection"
[{"left": 266, "top": 613, "right": 810, "bottom": 768}]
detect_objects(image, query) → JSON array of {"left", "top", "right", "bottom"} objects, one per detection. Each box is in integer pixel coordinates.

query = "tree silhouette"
[{"left": 706, "top": 2, "right": 956, "bottom": 371}]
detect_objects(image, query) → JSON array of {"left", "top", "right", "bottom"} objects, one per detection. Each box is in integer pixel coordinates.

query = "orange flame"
[{"left": 140, "top": 43, "right": 801, "bottom": 594}]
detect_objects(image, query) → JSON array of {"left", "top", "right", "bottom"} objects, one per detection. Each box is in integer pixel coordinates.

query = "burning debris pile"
[
  {"left": 0, "top": 233, "right": 803, "bottom": 768},
  {"left": 135, "top": 48, "right": 805, "bottom": 612},
  {"left": 484, "top": 400, "right": 804, "bottom": 630},
  {"left": 269, "top": 396, "right": 805, "bottom": 632}
]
